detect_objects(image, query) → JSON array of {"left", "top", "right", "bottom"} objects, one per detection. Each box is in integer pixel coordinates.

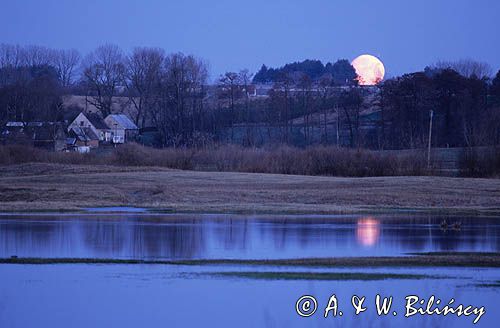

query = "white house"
[
  {"left": 68, "top": 113, "right": 112, "bottom": 142},
  {"left": 104, "top": 114, "right": 139, "bottom": 143}
]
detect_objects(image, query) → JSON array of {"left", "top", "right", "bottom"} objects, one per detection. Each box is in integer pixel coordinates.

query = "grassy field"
[{"left": 0, "top": 163, "right": 499, "bottom": 214}]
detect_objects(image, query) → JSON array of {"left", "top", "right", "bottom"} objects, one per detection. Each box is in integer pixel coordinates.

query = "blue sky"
[{"left": 1, "top": 0, "right": 499, "bottom": 79}]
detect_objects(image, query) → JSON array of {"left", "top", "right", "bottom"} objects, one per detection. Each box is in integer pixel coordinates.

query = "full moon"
[{"left": 351, "top": 54, "right": 385, "bottom": 86}]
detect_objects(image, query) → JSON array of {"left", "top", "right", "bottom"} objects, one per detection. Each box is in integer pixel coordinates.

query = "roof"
[
  {"left": 6, "top": 122, "right": 24, "bottom": 127},
  {"left": 66, "top": 138, "right": 77, "bottom": 145},
  {"left": 69, "top": 126, "right": 99, "bottom": 141},
  {"left": 2, "top": 122, "right": 67, "bottom": 142},
  {"left": 86, "top": 113, "right": 110, "bottom": 130},
  {"left": 107, "top": 114, "right": 138, "bottom": 130},
  {"left": 63, "top": 109, "right": 82, "bottom": 124},
  {"left": 26, "top": 122, "right": 44, "bottom": 127}
]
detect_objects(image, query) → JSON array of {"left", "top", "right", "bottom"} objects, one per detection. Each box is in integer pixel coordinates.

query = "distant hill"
[{"left": 253, "top": 59, "right": 357, "bottom": 86}]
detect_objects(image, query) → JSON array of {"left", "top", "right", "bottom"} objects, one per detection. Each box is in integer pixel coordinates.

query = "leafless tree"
[
  {"left": 188, "top": 57, "right": 209, "bottom": 134},
  {"left": 53, "top": 49, "right": 80, "bottom": 88},
  {"left": 318, "top": 74, "right": 333, "bottom": 143},
  {"left": 82, "top": 44, "right": 125, "bottom": 117},
  {"left": 151, "top": 52, "right": 208, "bottom": 146},
  {"left": 433, "top": 59, "right": 492, "bottom": 79},
  {"left": 124, "top": 47, "right": 164, "bottom": 127},
  {"left": 0, "top": 44, "right": 24, "bottom": 68},
  {"left": 270, "top": 73, "right": 293, "bottom": 144},
  {"left": 20, "top": 45, "right": 54, "bottom": 67},
  {"left": 339, "top": 88, "right": 363, "bottom": 148},
  {"left": 218, "top": 72, "right": 242, "bottom": 141},
  {"left": 298, "top": 73, "right": 312, "bottom": 143},
  {"left": 239, "top": 69, "right": 254, "bottom": 145}
]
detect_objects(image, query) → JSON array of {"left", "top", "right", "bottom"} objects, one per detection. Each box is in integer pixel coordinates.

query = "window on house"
[{"left": 80, "top": 121, "right": 84, "bottom": 126}]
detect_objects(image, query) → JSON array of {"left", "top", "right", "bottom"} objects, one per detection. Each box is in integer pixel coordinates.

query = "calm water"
[
  {"left": 1, "top": 213, "right": 499, "bottom": 327},
  {"left": 0, "top": 214, "right": 499, "bottom": 259},
  {"left": 0, "top": 264, "right": 499, "bottom": 327}
]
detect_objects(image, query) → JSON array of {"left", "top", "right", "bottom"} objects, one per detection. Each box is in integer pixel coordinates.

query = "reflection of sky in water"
[
  {"left": 0, "top": 264, "right": 498, "bottom": 328},
  {"left": 0, "top": 214, "right": 499, "bottom": 259},
  {"left": 1, "top": 214, "right": 499, "bottom": 328}
]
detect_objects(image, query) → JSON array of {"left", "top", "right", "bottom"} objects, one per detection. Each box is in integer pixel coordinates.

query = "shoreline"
[
  {"left": 2, "top": 253, "right": 500, "bottom": 267},
  {"left": 1, "top": 207, "right": 500, "bottom": 217}
]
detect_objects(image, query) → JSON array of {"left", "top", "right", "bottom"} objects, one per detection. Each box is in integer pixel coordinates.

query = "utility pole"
[
  {"left": 336, "top": 104, "right": 340, "bottom": 147},
  {"left": 427, "top": 110, "right": 434, "bottom": 169}
]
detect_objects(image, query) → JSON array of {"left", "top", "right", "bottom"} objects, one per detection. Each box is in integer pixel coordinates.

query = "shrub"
[
  {"left": 0, "top": 143, "right": 433, "bottom": 177},
  {"left": 459, "top": 147, "right": 500, "bottom": 177}
]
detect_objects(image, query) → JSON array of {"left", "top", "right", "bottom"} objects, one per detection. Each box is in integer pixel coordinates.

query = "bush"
[
  {"left": 0, "top": 145, "right": 45, "bottom": 164},
  {"left": 111, "top": 143, "right": 154, "bottom": 166},
  {"left": 459, "top": 147, "right": 500, "bottom": 177},
  {"left": 0, "top": 143, "right": 431, "bottom": 177}
]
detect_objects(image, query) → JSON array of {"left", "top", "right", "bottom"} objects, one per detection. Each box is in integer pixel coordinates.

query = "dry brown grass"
[
  {"left": 0, "top": 144, "right": 428, "bottom": 177},
  {"left": 459, "top": 147, "right": 500, "bottom": 177},
  {"left": 2, "top": 252, "right": 500, "bottom": 267},
  {"left": 0, "top": 163, "right": 499, "bottom": 214}
]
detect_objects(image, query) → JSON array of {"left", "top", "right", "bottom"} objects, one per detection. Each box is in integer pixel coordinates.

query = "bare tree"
[
  {"left": 53, "top": 49, "right": 80, "bottom": 88},
  {"left": 270, "top": 73, "right": 293, "bottom": 144},
  {"left": 82, "top": 44, "right": 125, "bottom": 117},
  {"left": 21, "top": 45, "right": 54, "bottom": 67},
  {"left": 298, "top": 73, "right": 312, "bottom": 143},
  {"left": 239, "top": 69, "right": 254, "bottom": 145},
  {"left": 124, "top": 47, "right": 164, "bottom": 127},
  {"left": 152, "top": 52, "right": 208, "bottom": 146},
  {"left": 318, "top": 74, "right": 333, "bottom": 143},
  {"left": 433, "top": 59, "right": 492, "bottom": 79},
  {"left": 0, "top": 44, "right": 23, "bottom": 68},
  {"left": 187, "top": 57, "right": 209, "bottom": 135},
  {"left": 339, "top": 88, "right": 363, "bottom": 148},
  {"left": 218, "top": 72, "right": 242, "bottom": 141}
]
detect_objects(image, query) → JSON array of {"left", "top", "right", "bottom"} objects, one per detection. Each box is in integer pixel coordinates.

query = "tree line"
[
  {"left": 253, "top": 59, "right": 357, "bottom": 85},
  {"left": 0, "top": 43, "right": 499, "bottom": 149},
  {"left": 0, "top": 44, "right": 210, "bottom": 146},
  {"left": 381, "top": 67, "right": 500, "bottom": 149}
]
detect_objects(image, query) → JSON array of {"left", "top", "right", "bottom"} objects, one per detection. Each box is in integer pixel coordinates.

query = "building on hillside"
[
  {"left": 0, "top": 122, "right": 30, "bottom": 146},
  {"left": 67, "top": 112, "right": 112, "bottom": 142},
  {"left": 26, "top": 123, "right": 68, "bottom": 151},
  {"left": 104, "top": 114, "right": 139, "bottom": 143},
  {"left": 1, "top": 122, "right": 67, "bottom": 151},
  {"left": 67, "top": 126, "right": 100, "bottom": 149},
  {"left": 67, "top": 112, "right": 138, "bottom": 144}
]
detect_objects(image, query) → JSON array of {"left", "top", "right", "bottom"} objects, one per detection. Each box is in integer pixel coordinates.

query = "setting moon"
[{"left": 352, "top": 54, "right": 385, "bottom": 86}]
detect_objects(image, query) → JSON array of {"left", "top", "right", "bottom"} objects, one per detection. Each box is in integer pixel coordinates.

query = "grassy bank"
[
  {"left": 2, "top": 252, "right": 499, "bottom": 267},
  {"left": 208, "top": 272, "right": 435, "bottom": 281},
  {"left": 1, "top": 163, "right": 500, "bottom": 214}
]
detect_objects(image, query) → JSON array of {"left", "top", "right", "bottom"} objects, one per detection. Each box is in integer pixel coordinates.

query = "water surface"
[
  {"left": 0, "top": 213, "right": 498, "bottom": 259},
  {"left": 0, "top": 213, "right": 499, "bottom": 328},
  {"left": 0, "top": 264, "right": 498, "bottom": 328}
]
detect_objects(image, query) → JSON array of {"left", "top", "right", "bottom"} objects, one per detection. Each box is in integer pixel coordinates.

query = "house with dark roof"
[
  {"left": 68, "top": 112, "right": 112, "bottom": 142},
  {"left": 104, "top": 114, "right": 139, "bottom": 143},
  {"left": 67, "top": 126, "right": 100, "bottom": 149}
]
